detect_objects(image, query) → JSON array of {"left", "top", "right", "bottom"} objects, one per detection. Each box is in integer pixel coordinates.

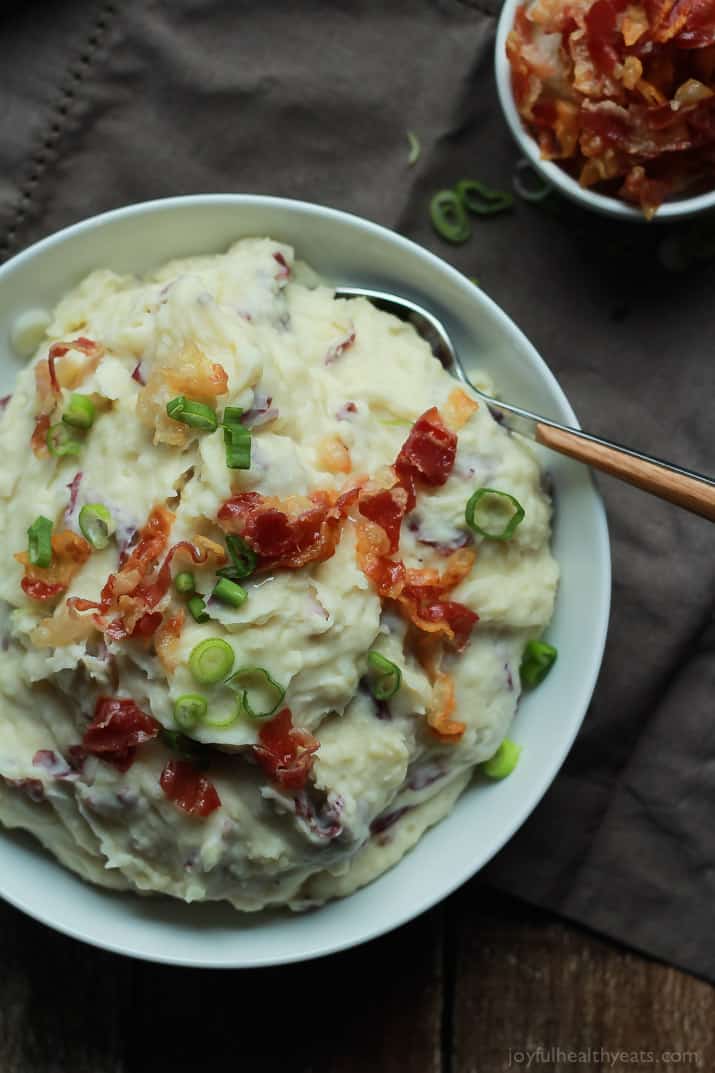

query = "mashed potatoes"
[{"left": 0, "top": 239, "right": 558, "bottom": 910}]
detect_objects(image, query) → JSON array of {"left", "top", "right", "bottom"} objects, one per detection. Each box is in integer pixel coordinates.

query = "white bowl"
[
  {"left": 0, "top": 196, "right": 610, "bottom": 967},
  {"left": 495, "top": 0, "right": 715, "bottom": 221}
]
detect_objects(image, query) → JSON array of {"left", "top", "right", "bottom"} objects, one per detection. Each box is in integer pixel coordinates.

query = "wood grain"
[
  {"left": 0, "top": 901, "right": 129, "bottom": 1073},
  {"left": 450, "top": 884, "right": 715, "bottom": 1073},
  {"left": 2, "top": 885, "right": 714, "bottom": 1073},
  {"left": 535, "top": 422, "right": 715, "bottom": 521}
]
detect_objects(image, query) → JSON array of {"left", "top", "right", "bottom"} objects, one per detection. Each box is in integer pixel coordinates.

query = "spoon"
[{"left": 335, "top": 286, "right": 715, "bottom": 521}]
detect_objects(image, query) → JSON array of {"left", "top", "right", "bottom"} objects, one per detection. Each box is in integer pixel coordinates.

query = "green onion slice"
[
  {"left": 212, "top": 577, "right": 247, "bottom": 608},
  {"left": 187, "top": 595, "right": 210, "bottom": 623},
  {"left": 189, "top": 637, "right": 234, "bottom": 684},
  {"left": 173, "top": 693, "right": 207, "bottom": 731},
  {"left": 78, "top": 504, "right": 114, "bottom": 550},
  {"left": 202, "top": 703, "right": 239, "bottom": 729},
  {"left": 429, "top": 190, "right": 471, "bottom": 244},
  {"left": 27, "top": 516, "right": 53, "bottom": 568},
  {"left": 456, "top": 178, "right": 513, "bottom": 216},
  {"left": 367, "top": 650, "right": 402, "bottom": 701},
  {"left": 227, "top": 666, "right": 286, "bottom": 720},
  {"left": 223, "top": 422, "right": 251, "bottom": 470},
  {"left": 222, "top": 406, "right": 244, "bottom": 426},
  {"left": 219, "top": 535, "right": 257, "bottom": 580},
  {"left": 482, "top": 738, "right": 522, "bottom": 779},
  {"left": 520, "top": 639, "right": 558, "bottom": 689},
  {"left": 62, "top": 394, "right": 96, "bottom": 430},
  {"left": 465, "top": 488, "right": 525, "bottom": 541},
  {"left": 47, "top": 422, "right": 83, "bottom": 457},
  {"left": 174, "top": 570, "right": 195, "bottom": 595},
  {"left": 406, "top": 129, "right": 421, "bottom": 166},
  {"left": 166, "top": 396, "right": 218, "bottom": 432},
  {"left": 513, "top": 159, "right": 552, "bottom": 203}
]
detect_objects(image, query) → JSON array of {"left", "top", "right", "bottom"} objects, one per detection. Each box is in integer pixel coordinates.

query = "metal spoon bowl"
[{"left": 335, "top": 286, "right": 715, "bottom": 521}]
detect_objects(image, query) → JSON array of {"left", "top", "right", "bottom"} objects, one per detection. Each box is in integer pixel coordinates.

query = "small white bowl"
[
  {"left": 0, "top": 196, "right": 611, "bottom": 967},
  {"left": 495, "top": 0, "right": 715, "bottom": 221}
]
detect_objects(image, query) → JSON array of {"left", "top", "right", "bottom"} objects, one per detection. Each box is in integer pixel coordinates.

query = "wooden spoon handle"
[{"left": 535, "top": 422, "right": 715, "bottom": 521}]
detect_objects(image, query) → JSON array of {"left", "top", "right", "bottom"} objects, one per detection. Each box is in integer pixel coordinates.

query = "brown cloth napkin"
[{"left": 1, "top": 0, "right": 714, "bottom": 981}]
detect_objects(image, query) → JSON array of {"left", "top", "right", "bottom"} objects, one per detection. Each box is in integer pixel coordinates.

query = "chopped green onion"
[
  {"left": 520, "top": 639, "right": 558, "bottom": 689},
  {"left": 212, "top": 577, "right": 247, "bottom": 608},
  {"left": 166, "top": 395, "right": 218, "bottom": 432},
  {"left": 367, "top": 651, "right": 402, "bottom": 701},
  {"left": 27, "top": 516, "right": 53, "bottom": 568},
  {"left": 223, "top": 406, "right": 245, "bottom": 426},
  {"left": 62, "top": 393, "right": 96, "bottom": 430},
  {"left": 465, "top": 488, "right": 525, "bottom": 541},
  {"left": 174, "top": 693, "right": 207, "bottom": 731},
  {"left": 202, "top": 703, "right": 239, "bottom": 729},
  {"left": 47, "top": 422, "right": 83, "bottom": 457},
  {"left": 219, "top": 534, "right": 257, "bottom": 580},
  {"left": 174, "top": 570, "right": 195, "bottom": 595},
  {"left": 78, "top": 504, "right": 114, "bottom": 550},
  {"left": 429, "top": 190, "right": 471, "bottom": 244},
  {"left": 406, "top": 129, "right": 421, "bottom": 166},
  {"left": 482, "top": 739, "right": 522, "bottom": 779},
  {"left": 227, "top": 666, "right": 285, "bottom": 720},
  {"left": 513, "top": 159, "right": 552, "bottom": 203},
  {"left": 187, "top": 595, "right": 210, "bottom": 623},
  {"left": 456, "top": 178, "right": 513, "bottom": 216},
  {"left": 188, "top": 637, "right": 234, "bottom": 685},
  {"left": 223, "top": 422, "right": 251, "bottom": 470}
]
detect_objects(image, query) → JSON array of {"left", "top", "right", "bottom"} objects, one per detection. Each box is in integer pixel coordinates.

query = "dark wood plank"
[
  {"left": 123, "top": 906, "right": 444, "bottom": 1073},
  {"left": 451, "top": 883, "right": 715, "bottom": 1073},
  {"left": 0, "top": 902, "right": 129, "bottom": 1073}
]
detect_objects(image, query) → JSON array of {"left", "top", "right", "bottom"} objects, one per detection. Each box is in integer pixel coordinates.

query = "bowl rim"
[
  {"left": 0, "top": 194, "right": 612, "bottom": 967},
  {"left": 494, "top": 0, "right": 715, "bottom": 222}
]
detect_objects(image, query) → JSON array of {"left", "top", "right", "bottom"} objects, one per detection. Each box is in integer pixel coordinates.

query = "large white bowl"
[
  {"left": 495, "top": 0, "right": 715, "bottom": 221},
  {"left": 0, "top": 196, "right": 610, "bottom": 967}
]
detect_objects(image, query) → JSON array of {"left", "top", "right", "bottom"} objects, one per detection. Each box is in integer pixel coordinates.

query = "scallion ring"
[
  {"left": 227, "top": 666, "right": 286, "bottom": 720},
  {"left": 406, "top": 129, "right": 421, "bottom": 166},
  {"left": 27, "top": 516, "right": 53, "bottom": 568},
  {"left": 482, "top": 738, "right": 522, "bottom": 779},
  {"left": 520, "top": 639, "right": 557, "bottom": 689},
  {"left": 174, "top": 570, "right": 195, "bottom": 595},
  {"left": 367, "top": 650, "right": 402, "bottom": 701},
  {"left": 78, "top": 504, "right": 114, "bottom": 550},
  {"left": 47, "top": 422, "right": 83, "bottom": 457},
  {"left": 166, "top": 395, "right": 218, "bottom": 432},
  {"left": 455, "top": 178, "right": 513, "bottom": 216},
  {"left": 212, "top": 577, "right": 247, "bottom": 608},
  {"left": 201, "top": 704, "right": 239, "bottom": 729},
  {"left": 429, "top": 190, "right": 471, "bottom": 244},
  {"left": 173, "top": 693, "right": 207, "bottom": 731},
  {"left": 188, "top": 637, "right": 235, "bottom": 685},
  {"left": 465, "top": 488, "right": 525, "bottom": 541},
  {"left": 513, "top": 159, "right": 552, "bottom": 204},
  {"left": 62, "top": 393, "right": 96, "bottom": 430}
]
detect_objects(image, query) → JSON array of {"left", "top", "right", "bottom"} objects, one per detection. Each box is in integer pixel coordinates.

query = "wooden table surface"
[{"left": 1, "top": 880, "right": 712, "bottom": 1073}]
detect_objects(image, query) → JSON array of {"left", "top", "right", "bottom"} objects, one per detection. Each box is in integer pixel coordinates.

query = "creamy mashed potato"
[{"left": 0, "top": 239, "right": 558, "bottom": 910}]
